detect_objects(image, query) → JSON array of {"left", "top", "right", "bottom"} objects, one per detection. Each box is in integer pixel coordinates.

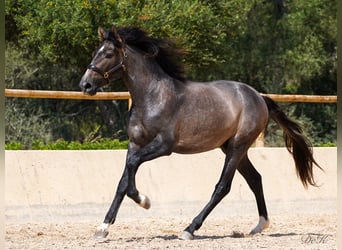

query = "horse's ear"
[
  {"left": 111, "top": 26, "right": 123, "bottom": 45},
  {"left": 98, "top": 26, "right": 106, "bottom": 41}
]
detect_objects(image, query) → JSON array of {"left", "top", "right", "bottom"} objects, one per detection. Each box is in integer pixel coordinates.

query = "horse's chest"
[
  {"left": 128, "top": 115, "right": 164, "bottom": 146},
  {"left": 128, "top": 123, "right": 150, "bottom": 146}
]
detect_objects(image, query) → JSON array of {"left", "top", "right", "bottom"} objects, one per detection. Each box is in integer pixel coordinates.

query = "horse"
[{"left": 79, "top": 26, "right": 322, "bottom": 240}]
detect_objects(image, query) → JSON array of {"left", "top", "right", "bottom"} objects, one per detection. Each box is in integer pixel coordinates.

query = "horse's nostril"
[
  {"left": 80, "top": 81, "right": 92, "bottom": 91},
  {"left": 84, "top": 82, "right": 92, "bottom": 90}
]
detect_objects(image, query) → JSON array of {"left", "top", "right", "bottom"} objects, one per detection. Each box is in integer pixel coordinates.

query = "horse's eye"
[{"left": 105, "top": 53, "right": 114, "bottom": 59}]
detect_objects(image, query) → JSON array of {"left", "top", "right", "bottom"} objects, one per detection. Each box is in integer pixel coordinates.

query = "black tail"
[{"left": 262, "top": 95, "right": 323, "bottom": 188}]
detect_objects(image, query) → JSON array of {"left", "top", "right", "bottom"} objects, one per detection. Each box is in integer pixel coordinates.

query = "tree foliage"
[{"left": 5, "top": 0, "right": 336, "bottom": 148}]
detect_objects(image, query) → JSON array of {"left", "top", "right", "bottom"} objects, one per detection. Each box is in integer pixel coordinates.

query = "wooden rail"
[
  {"left": 4, "top": 89, "right": 131, "bottom": 100},
  {"left": 4, "top": 89, "right": 337, "bottom": 103},
  {"left": 5, "top": 89, "right": 337, "bottom": 147},
  {"left": 260, "top": 93, "right": 337, "bottom": 103},
  {"left": 5, "top": 89, "right": 133, "bottom": 109}
]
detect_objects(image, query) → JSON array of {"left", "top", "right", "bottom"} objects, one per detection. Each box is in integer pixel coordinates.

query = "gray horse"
[{"left": 79, "top": 26, "right": 322, "bottom": 240}]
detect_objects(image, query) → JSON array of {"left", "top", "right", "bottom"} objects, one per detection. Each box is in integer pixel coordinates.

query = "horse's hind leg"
[
  {"left": 238, "top": 155, "right": 270, "bottom": 235},
  {"left": 179, "top": 141, "right": 247, "bottom": 240}
]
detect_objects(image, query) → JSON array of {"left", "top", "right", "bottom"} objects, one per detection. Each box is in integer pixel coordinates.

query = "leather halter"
[{"left": 87, "top": 43, "right": 127, "bottom": 82}]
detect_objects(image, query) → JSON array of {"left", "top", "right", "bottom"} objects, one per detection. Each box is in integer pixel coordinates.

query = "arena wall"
[{"left": 5, "top": 148, "right": 336, "bottom": 221}]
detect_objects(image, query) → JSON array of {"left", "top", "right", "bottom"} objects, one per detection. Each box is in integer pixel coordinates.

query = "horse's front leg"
[
  {"left": 126, "top": 135, "right": 175, "bottom": 206},
  {"left": 94, "top": 135, "right": 172, "bottom": 239},
  {"left": 93, "top": 164, "right": 129, "bottom": 239}
]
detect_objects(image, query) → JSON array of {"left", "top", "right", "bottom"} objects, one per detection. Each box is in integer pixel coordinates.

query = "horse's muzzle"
[{"left": 79, "top": 80, "right": 97, "bottom": 96}]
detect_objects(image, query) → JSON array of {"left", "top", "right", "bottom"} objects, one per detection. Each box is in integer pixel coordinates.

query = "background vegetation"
[{"left": 5, "top": 0, "right": 336, "bottom": 149}]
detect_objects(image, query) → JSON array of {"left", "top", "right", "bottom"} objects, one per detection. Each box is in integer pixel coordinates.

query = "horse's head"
[{"left": 79, "top": 26, "right": 127, "bottom": 95}]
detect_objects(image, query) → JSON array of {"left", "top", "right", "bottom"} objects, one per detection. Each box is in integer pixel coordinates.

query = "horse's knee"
[{"left": 214, "top": 183, "right": 231, "bottom": 197}]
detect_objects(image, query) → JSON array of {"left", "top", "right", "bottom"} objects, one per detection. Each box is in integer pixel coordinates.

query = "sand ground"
[{"left": 5, "top": 199, "right": 337, "bottom": 250}]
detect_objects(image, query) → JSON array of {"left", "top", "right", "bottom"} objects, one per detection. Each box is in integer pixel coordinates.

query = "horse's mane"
[{"left": 109, "top": 27, "right": 187, "bottom": 82}]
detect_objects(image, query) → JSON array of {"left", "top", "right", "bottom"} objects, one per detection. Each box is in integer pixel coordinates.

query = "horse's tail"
[{"left": 262, "top": 95, "right": 323, "bottom": 188}]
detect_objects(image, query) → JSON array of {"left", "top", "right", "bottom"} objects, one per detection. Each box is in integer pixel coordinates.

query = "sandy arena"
[
  {"left": 5, "top": 201, "right": 337, "bottom": 249},
  {"left": 5, "top": 149, "right": 337, "bottom": 249}
]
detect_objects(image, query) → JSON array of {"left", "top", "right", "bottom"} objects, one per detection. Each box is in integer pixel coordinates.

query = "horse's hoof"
[
  {"left": 93, "top": 223, "right": 109, "bottom": 239},
  {"left": 249, "top": 216, "right": 270, "bottom": 235},
  {"left": 178, "top": 231, "right": 194, "bottom": 240},
  {"left": 93, "top": 229, "right": 109, "bottom": 239},
  {"left": 138, "top": 194, "right": 151, "bottom": 209}
]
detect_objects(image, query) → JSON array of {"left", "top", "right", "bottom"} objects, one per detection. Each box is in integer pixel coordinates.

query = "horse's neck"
[{"left": 123, "top": 50, "right": 176, "bottom": 107}]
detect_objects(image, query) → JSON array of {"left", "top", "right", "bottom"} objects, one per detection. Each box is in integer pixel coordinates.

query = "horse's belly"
[
  {"left": 172, "top": 127, "right": 233, "bottom": 154},
  {"left": 173, "top": 139, "right": 224, "bottom": 154},
  {"left": 173, "top": 143, "right": 220, "bottom": 154}
]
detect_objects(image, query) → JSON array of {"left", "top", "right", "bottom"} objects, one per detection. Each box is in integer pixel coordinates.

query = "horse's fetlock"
[{"left": 127, "top": 190, "right": 139, "bottom": 200}]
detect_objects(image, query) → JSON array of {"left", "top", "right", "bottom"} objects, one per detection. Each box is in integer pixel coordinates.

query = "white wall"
[{"left": 5, "top": 148, "right": 336, "bottom": 208}]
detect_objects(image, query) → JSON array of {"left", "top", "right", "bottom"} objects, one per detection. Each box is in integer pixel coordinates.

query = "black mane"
[{"left": 111, "top": 27, "right": 187, "bottom": 82}]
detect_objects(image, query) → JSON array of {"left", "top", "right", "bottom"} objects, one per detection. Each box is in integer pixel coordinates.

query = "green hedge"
[
  {"left": 5, "top": 139, "right": 335, "bottom": 150},
  {"left": 5, "top": 139, "right": 129, "bottom": 150}
]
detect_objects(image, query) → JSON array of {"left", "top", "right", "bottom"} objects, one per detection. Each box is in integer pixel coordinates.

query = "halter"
[{"left": 87, "top": 43, "right": 127, "bottom": 82}]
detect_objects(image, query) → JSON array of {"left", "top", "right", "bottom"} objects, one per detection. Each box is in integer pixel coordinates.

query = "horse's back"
[{"left": 183, "top": 80, "right": 267, "bottom": 117}]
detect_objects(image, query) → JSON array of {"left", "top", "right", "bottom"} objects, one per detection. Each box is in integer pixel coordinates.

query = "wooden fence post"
[{"left": 255, "top": 130, "right": 265, "bottom": 147}]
